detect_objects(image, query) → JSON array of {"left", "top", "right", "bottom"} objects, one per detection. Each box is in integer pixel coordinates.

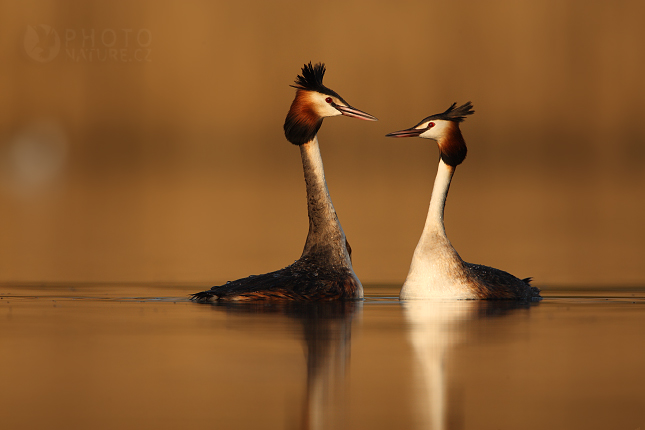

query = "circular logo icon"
[{"left": 24, "top": 25, "right": 60, "bottom": 63}]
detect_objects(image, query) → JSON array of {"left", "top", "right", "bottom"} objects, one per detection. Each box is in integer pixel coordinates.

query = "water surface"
[{"left": 1, "top": 284, "right": 644, "bottom": 430}]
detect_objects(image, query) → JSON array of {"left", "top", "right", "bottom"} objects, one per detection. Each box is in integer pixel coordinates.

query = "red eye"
[
  {"left": 427, "top": 122, "right": 435, "bottom": 128},
  {"left": 325, "top": 97, "right": 333, "bottom": 103}
]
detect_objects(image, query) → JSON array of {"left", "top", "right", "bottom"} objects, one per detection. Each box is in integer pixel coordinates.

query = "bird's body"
[
  {"left": 192, "top": 63, "right": 376, "bottom": 302},
  {"left": 387, "top": 102, "right": 540, "bottom": 301}
]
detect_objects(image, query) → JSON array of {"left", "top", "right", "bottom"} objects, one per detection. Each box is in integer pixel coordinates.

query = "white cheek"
[
  {"left": 420, "top": 122, "right": 449, "bottom": 140},
  {"left": 311, "top": 98, "right": 340, "bottom": 117},
  {"left": 327, "top": 104, "right": 342, "bottom": 116},
  {"left": 320, "top": 102, "right": 341, "bottom": 117},
  {"left": 419, "top": 129, "right": 438, "bottom": 139}
]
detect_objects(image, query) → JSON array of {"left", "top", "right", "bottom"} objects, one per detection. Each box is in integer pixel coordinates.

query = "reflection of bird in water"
[
  {"left": 206, "top": 301, "right": 360, "bottom": 430},
  {"left": 387, "top": 102, "right": 541, "bottom": 301},
  {"left": 403, "top": 300, "right": 537, "bottom": 430},
  {"left": 192, "top": 63, "right": 377, "bottom": 302}
]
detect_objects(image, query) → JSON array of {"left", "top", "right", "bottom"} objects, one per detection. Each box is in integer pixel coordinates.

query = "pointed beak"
[
  {"left": 333, "top": 104, "right": 378, "bottom": 121},
  {"left": 385, "top": 127, "right": 424, "bottom": 138}
]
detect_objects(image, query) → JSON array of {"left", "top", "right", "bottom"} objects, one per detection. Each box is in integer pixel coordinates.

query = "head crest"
[
  {"left": 290, "top": 62, "right": 345, "bottom": 102},
  {"left": 291, "top": 62, "right": 327, "bottom": 92},
  {"left": 423, "top": 102, "right": 475, "bottom": 123}
]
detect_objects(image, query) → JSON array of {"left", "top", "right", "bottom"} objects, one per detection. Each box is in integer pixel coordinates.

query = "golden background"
[{"left": 1, "top": 0, "right": 644, "bottom": 287}]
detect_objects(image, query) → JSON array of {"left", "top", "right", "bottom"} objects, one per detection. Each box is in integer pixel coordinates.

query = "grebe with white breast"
[{"left": 387, "top": 102, "right": 540, "bottom": 301}]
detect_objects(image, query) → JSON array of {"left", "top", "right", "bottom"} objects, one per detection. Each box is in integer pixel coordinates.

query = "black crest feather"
[
  {"left": 423, "top": 102, "right": 475, "bottom": 124},
  {"left": 292, "top": 62, "right": 327, "bottom": 92},
  {"left": 290, "top": 62, "right": 345, "bottom": 101}
]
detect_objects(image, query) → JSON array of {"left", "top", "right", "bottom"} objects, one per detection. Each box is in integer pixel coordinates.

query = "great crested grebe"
[
  {"left": 386, "top": 102, "right": 540, "bottom": 301},
  {"left": 192, "top": 63, "right": 377, "bottom": 302}
]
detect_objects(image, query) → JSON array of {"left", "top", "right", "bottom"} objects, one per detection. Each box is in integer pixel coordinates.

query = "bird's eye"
[
  {"left": 325, "top": 97, "right": 333, "bottom": 104},
  {"left": 427, "top": 122, "right": 435, "bottom": 128}
]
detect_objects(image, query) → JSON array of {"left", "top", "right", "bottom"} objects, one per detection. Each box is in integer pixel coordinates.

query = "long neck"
[
  {"left": 424, "top": 158, "right": 455, "bottom": 239},
  {"left": 299, "top": 137, "right": 350, "bottom": 265},
  {"left": 408, "top": 157, "right": 464, "bottom": 265},
  {"left": 401, "top": 145, "right": 469, "bottom": 299}
]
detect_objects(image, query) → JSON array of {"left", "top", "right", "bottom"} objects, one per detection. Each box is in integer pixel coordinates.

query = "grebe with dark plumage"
[
  {"left": 386, "top": 102, "right": 541, "bottom": 301},
  {"left": 191, "top": 63, "right": 377, "bottom": 302}
]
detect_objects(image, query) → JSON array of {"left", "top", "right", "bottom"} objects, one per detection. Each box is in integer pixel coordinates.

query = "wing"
[
  {"left": 191, "top": 260, "right": 360, "bottom": 302},
  {"left": 465, "top": 262, "right": 540, "bottom": 301}
]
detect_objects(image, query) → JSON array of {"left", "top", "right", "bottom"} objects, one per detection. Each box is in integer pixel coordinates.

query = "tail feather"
[{"left": 190, "top": 290, "right": 218, "bottom": 303}]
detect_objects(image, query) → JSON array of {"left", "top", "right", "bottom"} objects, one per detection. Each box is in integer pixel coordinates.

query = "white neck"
[
  {"left": 412, "top": 158, "right": 455, "bottom": 250},
  {"left": 400, "top": 159, "right": 475, "bottom": 299},
  {"left": 426, "top": 159, "right": 453, "bottom": 237}
]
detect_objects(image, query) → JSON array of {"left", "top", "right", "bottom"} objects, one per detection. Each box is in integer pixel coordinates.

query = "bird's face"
[
  {"left": 306, "top": 90, "right": 378, "bottom": 121},
  {"left": 418, "top": 120, "right": 454, "bottom": 141},
  {"left": 385, "top": 119, "right": 453, "bottom": 141},
  {"left": 284, "top": 84, "right": 377, "bottom": 146},
  {"left": 386, "top": 118, "right": 467, "bottom": 166}
]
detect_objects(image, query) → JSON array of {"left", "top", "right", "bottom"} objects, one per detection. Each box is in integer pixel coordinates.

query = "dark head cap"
[
  {"left": 290, "top": 62, "right": 348, "bottom": 104},
  {"left": 416, "top": 101, "right": 474, "bottom": 126}
]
